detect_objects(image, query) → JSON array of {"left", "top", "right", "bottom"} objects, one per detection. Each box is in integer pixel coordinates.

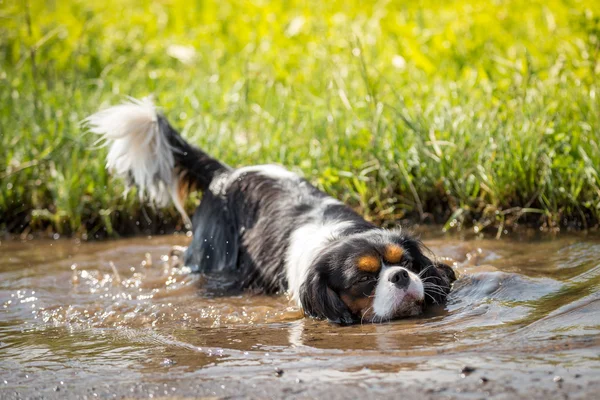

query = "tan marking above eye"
[
  {"left": 384, "top": 245, "right": 403, "bottom": 264},
  {"left": 357, "top": 255, "right": 381, "bottom": 272}
]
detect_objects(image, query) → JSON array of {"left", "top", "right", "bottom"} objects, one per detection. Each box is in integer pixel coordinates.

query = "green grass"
[{"left": 1, "top": 0, "right": 600, "bottom": 237}]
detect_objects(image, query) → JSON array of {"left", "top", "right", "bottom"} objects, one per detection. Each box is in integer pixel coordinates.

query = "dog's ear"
[
  {"left": 420, "top": 260, "right": 456, "bottom": 305},
  {"left": 400, "top": 235, "right": 456, "bottom": 305},
  {"left": 300, "top": 269, "right": 354, "bottom": 325},
  {"left": 435, "top": 262, "right": 456, "bottom": 284}
]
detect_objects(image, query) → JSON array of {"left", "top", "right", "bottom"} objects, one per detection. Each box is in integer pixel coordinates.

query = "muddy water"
[{"left": 1, "top": 231, "right": 600, "bottom": 398}]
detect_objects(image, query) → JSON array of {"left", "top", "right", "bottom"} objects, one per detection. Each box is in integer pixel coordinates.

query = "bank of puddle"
[{"left": 1, "top": 230, "right": 599, "bottom": 394}]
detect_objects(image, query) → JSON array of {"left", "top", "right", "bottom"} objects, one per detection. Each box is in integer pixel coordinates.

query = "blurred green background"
[{"left": 1, "top": 0, "right": 599, "bottom": 237}]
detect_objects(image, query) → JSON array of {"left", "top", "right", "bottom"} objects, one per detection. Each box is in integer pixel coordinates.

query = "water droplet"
[{"left": 161, "top": 358, "right": 176, "bottom": 367}]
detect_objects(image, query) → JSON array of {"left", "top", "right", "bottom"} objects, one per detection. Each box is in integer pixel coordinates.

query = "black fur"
[
  {"left": 158, "top": 115, "right": 229, "bottom": 191},
  {"left": 183, "top": 168, "right": 372, "bottom": 293}
]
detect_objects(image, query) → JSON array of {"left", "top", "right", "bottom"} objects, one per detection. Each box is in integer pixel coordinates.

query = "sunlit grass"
[{"left": 1, "top": 0, "right": 599, "bottom": 236}]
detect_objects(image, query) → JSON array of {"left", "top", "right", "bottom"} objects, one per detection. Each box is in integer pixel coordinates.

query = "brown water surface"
[{"left": 1, "top": 230, "right": 600, "bottom": 398}]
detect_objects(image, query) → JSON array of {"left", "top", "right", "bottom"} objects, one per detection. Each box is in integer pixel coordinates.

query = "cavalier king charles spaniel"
[{"left": 86, "top": 97, "right": 456, "bottom": 324}]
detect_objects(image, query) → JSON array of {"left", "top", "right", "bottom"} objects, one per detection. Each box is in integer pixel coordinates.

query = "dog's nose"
[{"left": 389, "top": 269, "right": 410, "bottom": 288}]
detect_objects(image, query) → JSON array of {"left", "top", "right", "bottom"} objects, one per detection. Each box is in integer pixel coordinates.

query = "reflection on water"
[{"left": 1, "top": 231, "right": 600, "bottom": 394}]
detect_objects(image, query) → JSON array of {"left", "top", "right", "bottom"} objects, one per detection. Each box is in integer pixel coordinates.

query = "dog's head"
[{"left": 299, "top": 230, "right": 456, "bottom": 324}]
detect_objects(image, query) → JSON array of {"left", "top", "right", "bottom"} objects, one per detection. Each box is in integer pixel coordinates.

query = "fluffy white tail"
[{"left": 85, "top": 97, "right": 191, "bottom": 227}]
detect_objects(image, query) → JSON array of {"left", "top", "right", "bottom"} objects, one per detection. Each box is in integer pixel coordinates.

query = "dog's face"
[{"left": 299, "top": 231, "right": 456, "bottom": 324}]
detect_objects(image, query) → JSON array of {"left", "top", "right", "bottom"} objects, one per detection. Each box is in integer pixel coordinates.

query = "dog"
[{"left": 86, "top": 97, "right": 456, "bottom": 324}]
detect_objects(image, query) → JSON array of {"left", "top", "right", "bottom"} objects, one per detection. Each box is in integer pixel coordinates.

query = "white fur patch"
[
  {"left": 286, "top": 221, "right": 353, "bottom": 305},
  {"left": 208, "top": 165, "right": 298, "bottom": 196},
  {"left": 372, "top": 266, "right": 424, "bottom": 320},
  {"left": 321, "top": 197, "right": 342, "bottom": 207},
  {"left": 229, "top": 165, "right": 298, "bottom": 184},
  {"left": 85, "top": 97, "right": 191, "bottom": 227}
]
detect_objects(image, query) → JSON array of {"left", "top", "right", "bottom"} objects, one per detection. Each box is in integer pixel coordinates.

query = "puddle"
[{"left": 1, "top": 231, "right": 600, "bottom": 397}]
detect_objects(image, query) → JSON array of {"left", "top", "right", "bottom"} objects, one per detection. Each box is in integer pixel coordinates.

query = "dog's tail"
[{"left": 85, "top": 97, "right": 229, "bottom": 227}]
